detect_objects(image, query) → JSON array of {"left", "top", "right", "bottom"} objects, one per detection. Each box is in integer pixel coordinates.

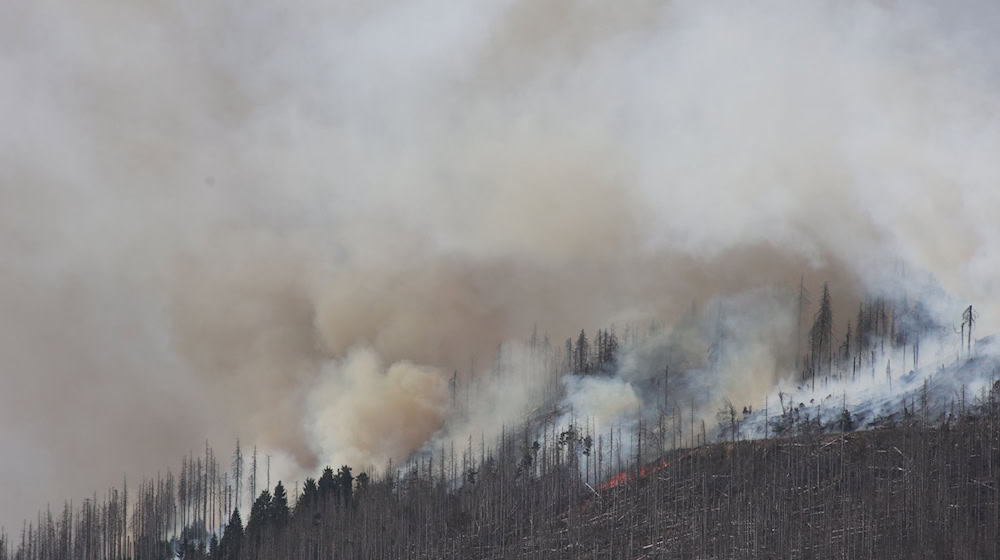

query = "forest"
[
  {"left": 3, "top": 284, "right": 997, "bottom": 560},
  {"left": 6, "top": 1, "right": 999, "bottom": 557}
]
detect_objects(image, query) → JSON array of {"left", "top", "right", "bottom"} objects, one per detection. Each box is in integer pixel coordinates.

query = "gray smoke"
[{"left": 3, "top": 0, "right": 1000, "bottom": 530}]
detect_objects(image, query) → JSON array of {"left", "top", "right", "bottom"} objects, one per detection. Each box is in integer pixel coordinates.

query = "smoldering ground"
[{"left": 3, "top": 0, "right": 1000, "bottom": 530}]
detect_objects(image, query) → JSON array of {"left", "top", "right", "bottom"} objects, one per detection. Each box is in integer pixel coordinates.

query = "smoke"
[
  {"left": 307, "top": 348, "right": 449, "bottom": 470},
  {"left": 561, "top": 376, "right": 642, "bottom": 431},
  {"left": 3, "top": 0, "right": 1000, "bottom": 530}
]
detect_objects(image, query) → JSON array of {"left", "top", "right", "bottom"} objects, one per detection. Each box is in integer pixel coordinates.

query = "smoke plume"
[{"left": 3, "top": 0, "right": 1000, "bottom": 530}]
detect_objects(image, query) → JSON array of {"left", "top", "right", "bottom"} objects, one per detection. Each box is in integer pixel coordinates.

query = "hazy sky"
[{"left": 2, "top": 0, "right": 1000, "bottom": 531}]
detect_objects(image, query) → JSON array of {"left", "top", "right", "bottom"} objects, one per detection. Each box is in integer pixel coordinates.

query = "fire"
[{"left": 599, "top": 459, "right": 670, "bottom": 490}]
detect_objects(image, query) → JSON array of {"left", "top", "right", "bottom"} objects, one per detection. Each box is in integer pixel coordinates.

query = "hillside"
[
  {"left": 5, "top": 296, "right": 999, "bottom": 560},
  {"left": 5, "top": 383, "right": 1000, "bottom": 559}
]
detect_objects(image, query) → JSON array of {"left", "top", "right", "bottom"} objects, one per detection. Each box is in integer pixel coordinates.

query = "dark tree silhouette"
[
  {"left": 269, "top": 482, "right": 289, "bottom": 527},
  {"left": 217, "top": 509, "right": 242, "bottom": 560},
  {"left": 808, "top": 283, "right": 833, "bottom": 390},
  {"left": 575, "top": 329, "right": 589, "bottom": 374}
]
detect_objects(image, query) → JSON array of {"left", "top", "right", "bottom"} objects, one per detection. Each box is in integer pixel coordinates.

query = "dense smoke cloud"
[
  {"left": 307, "top": 348, "right": 449, "bottom": 471},
  {"left": 3, "top": 0, "right": 1000, "bottom": 530}
]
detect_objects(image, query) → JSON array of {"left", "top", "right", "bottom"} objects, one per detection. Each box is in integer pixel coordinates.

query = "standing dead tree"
[
  {"left": 808, "top": 283, "right": 834, "bottom": 391},
  {"left": 796, "top": 274, "right": 811, "bottom": 374},
  {"left": 232, "top": 440, "right": 244, "bottom": 515},
  {"left": 961, "top": 305, "right": 975, "bottom": 358}
]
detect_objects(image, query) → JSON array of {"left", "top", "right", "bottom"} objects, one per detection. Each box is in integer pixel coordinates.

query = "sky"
[{"left": 2, "top": 0, "right": 1000, "bottom": 531}]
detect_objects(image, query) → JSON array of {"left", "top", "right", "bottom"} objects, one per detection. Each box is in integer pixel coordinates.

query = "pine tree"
[
  {"left": 808, "top": 283, "right": 833, "bottom": 390},
  {"left": 296, "top": 478, "right": 318, "bottom": 517},
  {"left": 336, "top": 466, "right": 354, "bottom": 506},
  {"left": 269, "top": 482, "right": 289, "bottom": 527},
  {"left": 246, "top": 490, "right": 272, "bottom": 535},
  {"left": 232, "top": 440, "right": 243, "bottom": 514},
  {"left": 217, "top": 509, "right": 242, "bottom": 560},
  {"left": 575, "top": 330, "right": 589, "bottom": 374},
  {"left": 317, "top": 467, "right": 336, "bottom": 500}
]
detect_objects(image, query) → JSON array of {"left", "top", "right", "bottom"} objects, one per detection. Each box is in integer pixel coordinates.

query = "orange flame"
[{"left": 598, "top": 459, "right": 669, "bottom": 490}]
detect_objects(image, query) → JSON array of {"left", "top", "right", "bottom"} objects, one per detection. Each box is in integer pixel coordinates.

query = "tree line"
[{"left": 3, "top": 278, "right": 988, "bottom": 559}]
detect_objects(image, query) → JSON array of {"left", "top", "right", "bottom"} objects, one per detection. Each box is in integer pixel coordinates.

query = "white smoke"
[
  {"left": 307, "top": 348, "right": 449, "bottom": 470},
  {"left": 560, "top": 376, "right": 642, "bottom": 431}
]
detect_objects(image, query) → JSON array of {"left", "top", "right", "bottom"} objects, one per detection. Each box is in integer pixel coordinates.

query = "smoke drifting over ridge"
[{"left": 3, "top": 0, "right": 1000, "bottom": 530}]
